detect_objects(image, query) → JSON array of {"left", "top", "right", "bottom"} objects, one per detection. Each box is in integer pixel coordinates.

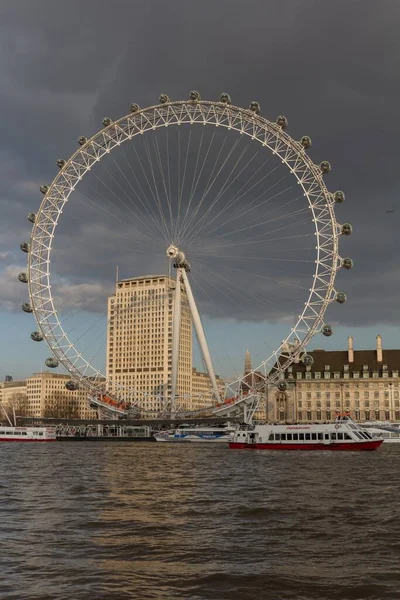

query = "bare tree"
[
  {"left": 44, "top": 391, "right": 80, "bottom": 419},
  {"left": 0, "top": 392, "right": 29, "bottom": 424}
]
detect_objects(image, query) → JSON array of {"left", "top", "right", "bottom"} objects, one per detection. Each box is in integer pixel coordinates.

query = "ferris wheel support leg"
[
  {"left": 181, "top": 269, "right": 221, "bottom": 404},
  {"left": 170, "top": 268, "right": 182, "bottom": 418}
]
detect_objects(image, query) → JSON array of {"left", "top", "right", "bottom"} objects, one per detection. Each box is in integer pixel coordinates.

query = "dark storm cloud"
[{"left": 1, "top": 0, "right": 400, "bottom": 326}]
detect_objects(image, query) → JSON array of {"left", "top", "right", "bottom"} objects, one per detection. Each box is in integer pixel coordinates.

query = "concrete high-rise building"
[{"left": 106, "top": 275, "right": 193, "bottom": 415}]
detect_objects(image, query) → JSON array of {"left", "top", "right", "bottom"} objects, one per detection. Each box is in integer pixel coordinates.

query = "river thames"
[{"left": 1, "top": 442, "right": 400, "bottom": 600}]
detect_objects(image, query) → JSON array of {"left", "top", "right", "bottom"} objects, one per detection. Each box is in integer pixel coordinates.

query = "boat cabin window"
[
  {"left": 299, "top": 433, "right": 304, "bottom": 441},
  {"left": 292, "top": 433, "right": 298, "bottom": 441},
  {"left": 317, "top": 433, "right": 323, "bottom": 440},
  {"left": 344, "top": 433, "right": 352, "bottom": 440},
  {"left": 324, "top": 433, "right": 330, "bottom": 440},
  {"left": 268, "top": 434, "right": 274, "bottom": 441},
  {"left": 305, "top": 433, "right": 311, "bottom": 440},
  {"left": 311, "top": 433, "right": 317, "bottom": 440},
  {"left": 281, "top": 434, "right": 286, "bottom": 441},
  {"left": 337, "top": 433, "right": 344, "bottom": 440},
  {"left": 286, "top": 434, "right": 292, "bottom": 441},
  {"left": 331, "top": 433, "right": 337, "bottom": 440},
  {"left": 275, "top": 434, "right": 281, "bottom": 441}
]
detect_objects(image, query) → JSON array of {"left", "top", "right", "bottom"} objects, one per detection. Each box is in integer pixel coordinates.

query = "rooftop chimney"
[
  {"left": 376, "top": 334, "right": 383, "bottom": 363},
  {"left": 348, "top": 336, "right": 354, "bottom": 363},
  {"left": 244, "top": 349, "right": 252, "bottom": 375}
]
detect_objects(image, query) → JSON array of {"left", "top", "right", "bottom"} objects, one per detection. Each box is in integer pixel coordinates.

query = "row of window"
[{"left": 267, "top": 432, "right": 353, "bottom": 441}]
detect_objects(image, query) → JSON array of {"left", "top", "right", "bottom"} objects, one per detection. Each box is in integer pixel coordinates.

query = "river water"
[{"left": 1, "top": 442, "right": 400, "bottom": 600}]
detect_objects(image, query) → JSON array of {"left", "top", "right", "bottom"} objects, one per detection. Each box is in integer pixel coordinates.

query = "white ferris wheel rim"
[{"left": 27, "top": 99, "right": 342, "bottom": 400}]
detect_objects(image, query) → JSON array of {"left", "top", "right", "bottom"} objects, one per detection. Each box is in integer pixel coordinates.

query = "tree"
[
  {"left": 43, "top": 391, "right": 80, "bottom": 419},
  {"left": 0, "top": 392, "right": 29, "bottom": 424}
]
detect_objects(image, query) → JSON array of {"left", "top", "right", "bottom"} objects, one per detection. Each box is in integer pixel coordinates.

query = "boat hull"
[
  {"left": 0, "top": 437, "right": 56, "bottom": 442},
  {"left": 230, "top": 440, "right": 383, "bottom": 451},
  {"left": 155, "top": 436, "right": 230, "bottom": 442}
]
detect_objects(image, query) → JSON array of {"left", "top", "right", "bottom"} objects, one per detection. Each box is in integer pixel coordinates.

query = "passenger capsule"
[
  {"left": 341, "top": 223, "right": 353, "bottom": 236},
  {"left": 18, "top": 272, "right": 28, "bottom": 283},
  {"left": 78, "top": 136, "right": 87, "bottom": 146},
  {"left": 66, "top": 380, "right": 78, "bottom": 391},
  {"left": 40, "top": 185, "right": 49, "bottom": 194},
  {"left": 56, "top": 159, "right": 66, "bottom": 169},
  {"left": 27, "top": 213, "right": 36, "bottom": 224},
  {"left": 129, "top": 103, "right": 140, "bottom": 113},
  {"left": 300, "top": 135, "right": 312, "bottom": 148},
  {"left": 159, "top": 94, "right": 170, "bottom": 104},
  {"left": 102, "top": 117, "right": 112, "bottom": 127},
  {"left": 220, "top": 93, "right": 231, "bottom": 104},
  {"left": 30, "top": 331, "right": 44, "bottom": 342},
  {"left": 249, "top": 101, "right": 260, "bottom": 115},
  {"left": 45, "top": 357, "right": 59, "bottom": 369},
  {"left": 336, "top": 292, "right": 347, "bottom": 304},
  {"left": 302, "top": 354, "right": 314, "bottom": 366},
  {"left": 22, "top": 303, "right": 33, "bottom": 313},
  {"left": 320, "top": 161, "right": 331, "bottom": 174},
  {"left": 277, "top": 381, "right": 287, "bottom": 391},
  {"left": 189, "top": 90, "right": 201, "bottom": 101},
  {"left": 322, "top": 325, "right": 333, "bottom": 337},
  {"left": 276, "top": 115, "right": 288, "bottom": 129},
  {"left": 333, "top": 190, "right": 345, "bottom": 203},
  {"left": 341, "top": 257, "right": 353, "bottom": 270},
  {"left": 20, "top": 242, "right": 30, "bottom": 253}
]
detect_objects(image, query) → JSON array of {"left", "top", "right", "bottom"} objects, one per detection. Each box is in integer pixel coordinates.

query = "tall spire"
[{"left": 244, "top": 349, "right": 252, "bottom": 374}]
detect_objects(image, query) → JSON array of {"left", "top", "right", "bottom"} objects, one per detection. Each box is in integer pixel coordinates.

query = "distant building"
[
  {"left": 25, "top": 372, "right": 98, "bottom": 419},
  {"left": 0, "top": 379, "right": 27, "bottom": 409},
  {"left": 191, "top": 368, "right": 225, "bottom": 410},
  {"left": 277, "top": 335, "right": 400, "bottom": 423}
]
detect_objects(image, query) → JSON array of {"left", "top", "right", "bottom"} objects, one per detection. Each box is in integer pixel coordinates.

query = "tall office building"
[{"left": 106, "top": 274, "right": 193, "bottom": 415}]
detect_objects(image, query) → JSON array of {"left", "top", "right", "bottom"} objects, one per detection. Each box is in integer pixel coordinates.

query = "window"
[
  {"left": 286, "top": 434, "right": 292, "bottom": 441},
  {"left": 299, "top": 433, "right": 305, "bottom": 440},
  {"left": 293, "top": 433, "right": 298, "bottom": 441},
  {"left": 334, "top": 372, "right": 340, "bottom": 379},
  {"left": 385, "top": 411, "right": 390, "bottom": 420},
  {"left": 281, "top": 434, "right": 286, "bottom": 441},
  {"left": 307, "top": 411, "right": 312, "bottom": 420},
  {"left": 325, "top": 365, "right": 330, "bottom": 371},
  {"left": 365, "top": 411, "right": 370, "bottom": 420},
  {"left": 298, "top": 412, "right": 303, "bottom": 420},
  {"left": 305, "top": 433, "right": 311, "bottom": 440},
  {"left": 326, "top": 411, "right": 331, "bottom": 420},
  {"left": 316, "top": 411, "right": 322, "bottom": 421},
  {"left": 311, "top": 433, "right": 317, "bottom": 440}
]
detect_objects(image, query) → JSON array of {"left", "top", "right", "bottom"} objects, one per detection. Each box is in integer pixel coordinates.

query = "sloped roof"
[{"left": 289, "top": 349, "right": 400, "bottom": 376}]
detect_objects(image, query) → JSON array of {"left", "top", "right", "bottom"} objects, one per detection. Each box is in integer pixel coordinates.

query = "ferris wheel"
[{"left": 18, "top": 91, "right": 352, "bottom": 416}]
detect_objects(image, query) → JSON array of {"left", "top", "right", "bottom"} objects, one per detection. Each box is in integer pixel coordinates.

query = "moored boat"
[
  {"left": 230, "top": 415, "right": 383, "bottom": 451},
  {"left": 0, "top": 426, "right": 57, "bottom": 442},
  {"left": 155, "top": 425, "right": 234, "bottom": 442}
]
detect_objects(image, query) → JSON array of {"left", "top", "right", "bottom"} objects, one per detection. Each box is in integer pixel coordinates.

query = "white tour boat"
[
  {"left": 230, "top": 415, "right": 383, "bottom": 451},
  {"left": 0, "top": 426, "right": 57, "bottom": 442},
  {"left": 155, "top": 425, "right": 235, "bottom": 443},
  {"left": 363, "top": 422, "right": 400, "bottom": 444}
]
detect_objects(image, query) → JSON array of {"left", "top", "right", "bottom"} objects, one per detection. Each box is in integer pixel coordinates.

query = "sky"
[{"left": 1, "top": 0, "right": 400, "bottom": 382}]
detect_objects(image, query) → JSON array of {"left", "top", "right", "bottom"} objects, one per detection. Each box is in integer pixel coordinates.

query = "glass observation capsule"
[
  {"left": 78, "top": 136, "right": 87, "bottom": 146},
  {"left": 336, "top": 292, "right": 347, "bottom": 304},
  {"left": 22, "top": 303, "right": 33, "bottom": 313},
  {"left": 249, "top": 101, "right": 260, "bottom": 114},
  {"left": 189, "top": 90, "right": 201, "bottom": 101},
  {"left": 320, "top": 161, "right": 331, "bottom": 174},
  {"left": 18, "top": 272, "right": 28, "bottom": 283},
  {"left": 341, "top": 257, "right": 353, "bottom": 270},
  {"left": 65, "top": 381, "right": 78, "bottom": 391},
  {"left": 333, "top": 190, "right": 345, "bottom": 203},
  {"left": 159, "top": 94, "right": 170, "bottom": 104},
  {"left": 27, "top": 213, "right": 36, "bottom": 224},
  {"left": 302, "top": 354, "right": 314, "bottom": 366},
  {"left": 44, "top": 356, "right": 58, "bottom": 369},
  {"left": 40, "top": 185, "right": 49, "bottom": 194},
  {"left": 102, "top": 117, "right": 112, "bottom": 127},
  {"left": 20, "top": 242, "right": 30, "bottom": 253},
  {"left": 276, "top": 115, "right": 288, "bottom": 129},
  {"left": 300, "top": 136, "right": 312, "bottom": 148},
  {"left": 129, "top": 103, "right": 140, "bottom": 113},
  {"left": 277, "top": 380, "right": 288, "bottom": 391},
  {"left": 220, "top": 93, "right": 231, "bottom": 104},
  {"left": 341, "top": 223, "right": 352, "bottom": 236},
  {"left": 30, "top": 331, "right": 44, "bottom": 342},
  {"left": 322, "top": 325, "right": 333, "bottom": 337},
  {"left": 56, "top": 159, "right": 66, "bottom": 169},
  {"left": 45, "top": 357, "right": 59, "bottom": 369}
]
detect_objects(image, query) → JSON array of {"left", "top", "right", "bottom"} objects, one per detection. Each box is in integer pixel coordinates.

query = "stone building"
[
  {"left": 191, "top": 368, "right": 225, "bottom": 410},
  {"left": 25, "top": 372, "right": 98, "bottom": 419},
  {"left": 275, "top": 335, "right": 400, "bottom": 423}
]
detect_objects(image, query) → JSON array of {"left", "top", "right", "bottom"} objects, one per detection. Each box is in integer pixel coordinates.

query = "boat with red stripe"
[{"left": 230, "top": 414, "right": 383, "bottom": 451}]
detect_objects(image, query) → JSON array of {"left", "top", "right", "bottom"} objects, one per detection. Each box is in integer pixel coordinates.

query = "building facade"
[
  {"left": 275, "top": 335, "right": 400, "bottom": 423},
  {"left": 106, "top": 274, "right": 193, "bottom": 415},
  {"left": 191, "top": 368, "right": 225, "bottom": 410},
  {"left": 25, "top": 372, "right": 98, "bottom": 419}
]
